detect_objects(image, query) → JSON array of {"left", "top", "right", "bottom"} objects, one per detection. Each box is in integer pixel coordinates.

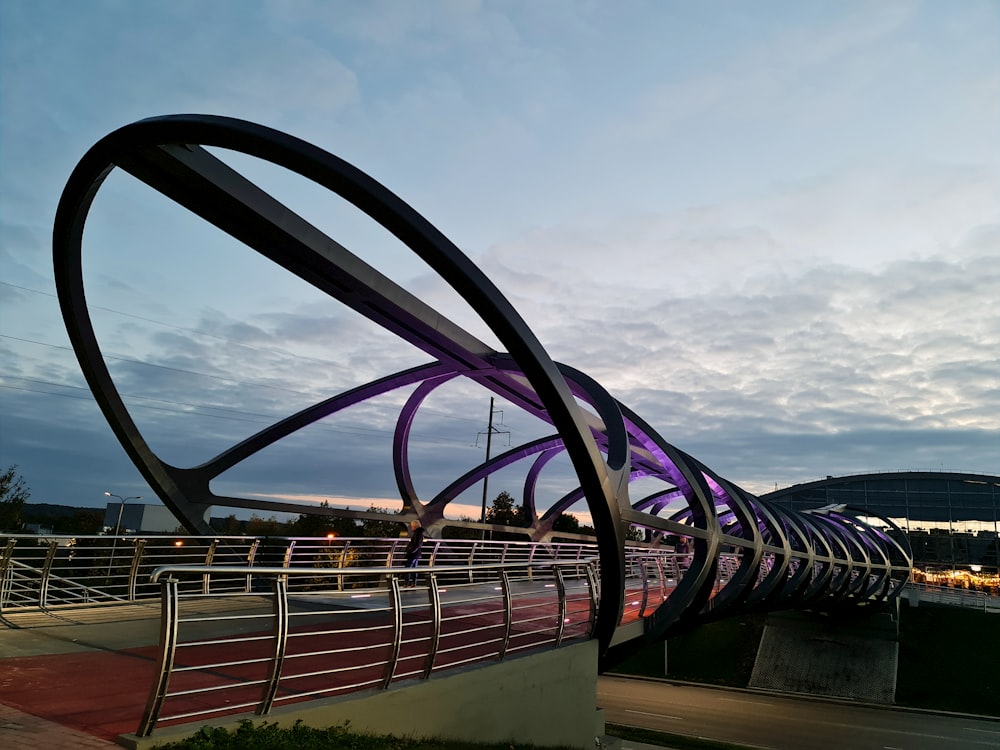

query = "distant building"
[
  {"left": 103, "top": 502, "right": 208, "bottom": 534},
  {"left": 763, "top": 471, "right": 1000, "bottom": 588}
]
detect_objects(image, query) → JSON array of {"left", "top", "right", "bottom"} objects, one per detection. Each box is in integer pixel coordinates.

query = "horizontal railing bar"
[
  {"left": 286, "top": 625, "right": 394, "bottom": 638},
  {"left": 168, "top": 679, "right": 269, "bottom": 697},
  {"left": 176, "top": 614, "right": 273, "bottom": 625},
  {"left": 172, "top": 658, "right": 271, "bottom": 672},
  {"left": 284, "top": 643, "right": 387, "bottom": 658},
  {"left": 149, "top": 559, "right": 599, "bottom": 583},
  {"left": 177, "top": 634, "right": 274, "bottom": 649},
  {"left": 158, "top": 700, "right": 262, "bottom": 722},
  {"left": 272, "top": 678, "right": 383, "bottom": 701},
  {"left": 280, "top": 662, "right": 387, "bottom": 679}
]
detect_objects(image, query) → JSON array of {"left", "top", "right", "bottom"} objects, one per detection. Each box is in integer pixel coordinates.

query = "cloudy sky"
[{"left": 1, "top": 1, "right": 997, "bottom": 522}]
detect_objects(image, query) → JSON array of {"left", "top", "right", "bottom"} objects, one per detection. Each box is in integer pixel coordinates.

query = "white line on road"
[
  {"left": 718, "top": 697, "right": 774, "bottom": 707},
  {"left": 624, "top": 709, "right": 683, "bottom": 721}
]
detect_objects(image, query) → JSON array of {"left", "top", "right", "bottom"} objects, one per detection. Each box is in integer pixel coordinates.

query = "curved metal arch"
[
  {"left": 523, "top": 447, "right": 569, "bottom": 525},
  {"left": 425, "top": 435, "right": 565, "bottom": 513},
  {"left": 392, "top": 371, "right": 461, "bottom": 516},
  {"left": 55, "top": 115, "right": 913, "bottom": 665},
  {"left": 54, "top": 114, "right": 628, "bottom": 651}
]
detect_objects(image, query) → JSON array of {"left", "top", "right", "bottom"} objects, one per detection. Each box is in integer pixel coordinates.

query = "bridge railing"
[
  {"left": 135, "top": 558, "right": 599, "bottom": 736},
  {"left": 1, "top": 535, "right": 607, "bottom": 612},
  {"left": 0, "top": 533, "right": 735, "bottom": 623},
  {"left": 904, "top": 582, "right": 1000, "bottom": 614}
]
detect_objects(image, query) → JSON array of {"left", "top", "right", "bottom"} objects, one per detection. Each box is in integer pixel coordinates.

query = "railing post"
[
  {"left": 136, "top": 577, "right": 180, "bottom": 737},
  {"left": 499, "top": 569, "right": 512, "bottom": 661},
  {"left": 39, "top": 540, "right": 59, "bottom": 608},
  {"left": 381, "top": 574, "right": 403, "bottom": 689},
  {"left": 386, "top": 540, "right": 400, "bottom": 569},
  {"left": 585, "top": 562, "right": 600, "bottom": 637},
  {"left": 203, "top": 539, "right": 218, "bottom": 595},
  {"left": 245, "top": 539, "right": 259, "bottom": 592},
  {"left": 258, "top": 575, "right": 289, "bottom": 715},
  {"left": 337, "top": 540, "right": 351, "bottom": 592},
  {"left": 282, "top": 540, "right": 296, "bottom": 567},
  {"left": 638, "top": 556, "right": 650, "bottom": 617},
  {"left": 554, "top": 566, "right": 567, "bottom": 646},
  {"left": 467, "top": 542, "right": 477, "bottom": 583},
  {"left": 422, "top": 573, "right": 442, "bottom": 679},
  {"left": 0, "top": 539, "right": 16, "bottom": 613},
  {"left": 128, "top": 539, "right": 146, "bottom": 601}
]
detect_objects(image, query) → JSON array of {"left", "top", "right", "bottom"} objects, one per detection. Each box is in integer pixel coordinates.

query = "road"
[{"left": 598, "top": 676, "right": 1000, "bottom": 749}]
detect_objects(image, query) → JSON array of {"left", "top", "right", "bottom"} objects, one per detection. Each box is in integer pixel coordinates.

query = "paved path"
[
  {"left": 0, "top": 603, "right": 162, "bottom": 745},
  {"left": 599, "top": 675, "right": 1000, "bottom": 750},
  {"left": 0, "top": 703, "right": 120, "bottom": 749}
]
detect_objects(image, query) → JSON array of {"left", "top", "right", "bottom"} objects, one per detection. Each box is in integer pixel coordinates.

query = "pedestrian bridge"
[
  {"left": 2, "top": 531, "right": 909, "bottom": 745},
  {"left": 25, "top": 113, "right": 914, "bottom": 746}
]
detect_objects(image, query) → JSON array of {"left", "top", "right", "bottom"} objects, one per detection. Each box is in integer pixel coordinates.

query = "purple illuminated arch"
[{"left": 54, "top": 115, "right": 912, "bottom": 663}]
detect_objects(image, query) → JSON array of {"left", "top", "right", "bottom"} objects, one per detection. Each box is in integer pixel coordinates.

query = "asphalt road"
[{"left": 598, "top": 676, "right": 1000, "bottom": 750}]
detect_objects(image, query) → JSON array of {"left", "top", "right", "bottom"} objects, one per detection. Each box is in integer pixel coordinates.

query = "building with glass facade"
[{"left": 762, "top": 471, "right": 1000, "bottom": 593}]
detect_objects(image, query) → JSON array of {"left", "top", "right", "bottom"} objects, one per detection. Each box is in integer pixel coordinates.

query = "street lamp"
[
  {"left": 105, "top": 491, "right": 142, "bottom": 535},
  {"left": 105, "top": 491, "right": 142, "bottom": 578}
]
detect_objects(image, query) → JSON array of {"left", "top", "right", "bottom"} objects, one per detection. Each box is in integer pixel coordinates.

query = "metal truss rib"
[{"left": 54, "top": 115, "right": 912, "bottom": 665}]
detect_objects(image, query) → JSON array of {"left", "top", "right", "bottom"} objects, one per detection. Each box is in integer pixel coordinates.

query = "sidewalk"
[
  {"left": 0, "top": 703, "right": 120, "bottom": 749},
  {"left": 0, "top": 603, "right": 162, "bottom": 746}
]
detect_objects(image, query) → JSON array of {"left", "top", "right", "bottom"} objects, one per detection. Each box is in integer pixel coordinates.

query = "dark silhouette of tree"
[
  {"left": 288, "top": 501, "right": 360, "bottom": 537},
  {"left": 0, "top": 465, "right": 30, "bottom": 530},
  {"left": 626, "top": 525, "right": 645, "bottom": 542},
  {"left": 442, "top": 517, "right": 483, "bottom": 539},
  {"left": 552, "top": 512, "right": 581, "bottom": 533},
  {"left": 485, "top": 490, "right": 524, "bottom": 527},
  {"left": 244, "top": 513, "right": 288, "bottom": 536},
  {"left": 358, "top": 505, "right": 406, "bottom": 538},
  {"left": 216, "top": 514, "right": 243, "bottom": 534},
  {"left": 485, "top": 491, "right": 530, "bottom": 541}
]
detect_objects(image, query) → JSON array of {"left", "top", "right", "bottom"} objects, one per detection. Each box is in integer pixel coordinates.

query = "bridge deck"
[{"left": 1, "top": 577, "right": 653, "bottom": 744}]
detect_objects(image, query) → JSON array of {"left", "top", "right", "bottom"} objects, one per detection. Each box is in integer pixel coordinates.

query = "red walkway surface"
[
  {"left": 1, "top": 645, "right": 158, "bottom": 742},
  {"left": 0, "top": 584, "right": 614, "bottom": 745},
  {"left": 0, "top": 603, "right": 165, "bottom": 744}
]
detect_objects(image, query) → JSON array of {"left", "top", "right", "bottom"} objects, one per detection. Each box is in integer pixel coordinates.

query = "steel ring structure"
[{"left": 53, "top": 115, "right": 912, "bottom": 664}]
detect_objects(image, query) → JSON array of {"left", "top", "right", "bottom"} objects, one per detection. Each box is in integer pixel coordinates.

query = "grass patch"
[
  {"left": 152, "top": 719, "right": 579, "bottom": 750},
  {"left": 895, "top": 604, "right": 1000, "bottom": 716},
  {"left": 605, "top": 723, "right": 753, "bottom": 749}
]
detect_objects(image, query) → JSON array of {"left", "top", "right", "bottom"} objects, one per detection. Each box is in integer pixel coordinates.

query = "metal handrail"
[{"left": 136, "top": 558, "right": 600, "bottom": 736}]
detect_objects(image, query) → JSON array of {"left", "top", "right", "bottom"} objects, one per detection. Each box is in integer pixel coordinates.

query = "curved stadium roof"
[{"left": 762, "top": 471, "right": 1000, "bottom": 524}]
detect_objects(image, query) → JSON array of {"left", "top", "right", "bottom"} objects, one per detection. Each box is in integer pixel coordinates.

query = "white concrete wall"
[{"left": 121, "top": 641, "right": 603, "bottom": 750}]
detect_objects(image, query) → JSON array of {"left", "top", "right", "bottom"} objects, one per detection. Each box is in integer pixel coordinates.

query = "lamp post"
[{"left": 105, "top": 491, "right": 142, "bottom": 577}]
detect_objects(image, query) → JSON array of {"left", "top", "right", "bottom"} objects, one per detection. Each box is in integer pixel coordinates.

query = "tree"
[
  {"left": 485, "top": 491, "right": 524, "bottom": 527},
  {"left": 358, "top": 505, "right": 406, "bottom": 538},
  {"left": 216, "top": 514, "right": 244, "bottom": 535},
  {"left": 442, "top": 516, "right": 483, "bottom": 540},
  {"left": 0, "top": 465, "right": 30, "bottom": 530},
  {"left": 288, "top": 501, "right": 360, "bottom": 538},
  {"left": 626, "top": 525, "right": 645, "bottom": 542},
  {"left": 244, "top": 513, "right": 288, "bottom": 536},
  {"left": 552, "top": 512, "right": 581, "bottom": 533}
]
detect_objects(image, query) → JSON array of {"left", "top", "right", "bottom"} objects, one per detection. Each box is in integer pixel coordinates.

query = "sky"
[{"left": 1, "top": 1, "right": 998, "bottom": 524}]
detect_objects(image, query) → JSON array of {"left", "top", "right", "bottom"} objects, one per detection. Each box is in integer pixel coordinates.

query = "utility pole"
[{"left": 477, "top": 397, "right": 510, "bottom": 537}]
